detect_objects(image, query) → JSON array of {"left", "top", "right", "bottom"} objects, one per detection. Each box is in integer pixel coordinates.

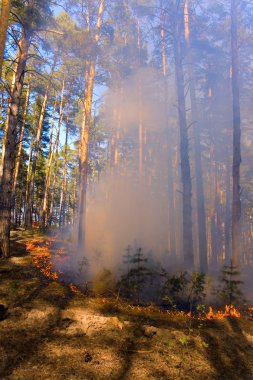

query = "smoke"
[{"left": 83, "top": 67, "right": 179, "bottom": 276}]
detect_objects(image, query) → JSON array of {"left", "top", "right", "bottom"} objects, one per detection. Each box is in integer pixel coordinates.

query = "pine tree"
[
  {"left": 219, "top": 261, "right": 243, "bottom": 305},
  {"left": 120, "top": 247, "right": 151, "bottom": 303}
]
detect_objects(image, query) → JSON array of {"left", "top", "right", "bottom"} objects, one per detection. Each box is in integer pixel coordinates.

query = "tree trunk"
[
  {"left": 0, "top": 0, "right": 11, "bottom": 79},
  {"left": 137, "top": 18, "right": 143, "bottom": 178},
  {"left": 12, "top": 80, "right": 31, "bottom": 206},
  {"left": 25, "top": 61, "right": 56, "bottom": 228},
  {"left": 160, "top": 3, "right": 176, "bottom": 257},
  {"left": 0, "top": 57, "right": 19, "bottom": 182},
  {"left": 225, "top": 138, "right": 231, "bottom": 263},
  {"left": 41, "top": 79, "right": 65, "bottom": 227},
  {"left": 184, "top": 0, "right": 208, "bottom": 272},
  {"left": 231, "top": 0, "right": 241, "bottom": 265},
  {"left": 0, "top": 29, "right": 30, "bottom": 257},
  {"left": 173, "top": 6, "right": 194, "bottom": 269},
  {"left": 78, "top": 0, "right": 105, "bottom": 248},
  {"left": 59, "top": 106, "right": 70, "bottom": 227},
  {"left": 48, "top": 129, "right": 61, "bottom": 226}
]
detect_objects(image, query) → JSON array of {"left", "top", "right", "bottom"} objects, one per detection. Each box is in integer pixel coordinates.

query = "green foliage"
[
  {"left": 217, "top": 261, "right": 243, "bottom": 305},
  {"left": 120, "top": 246, "right": 151, "bottom": 303},
  {"left": 161, "top": 271, "right": 206, "bottom": 312},
  {"left": 161, "top": 271, "right": 188, "bottom": 309},
  {"left": 12, "top": 0, "right": 53, "bottom": 34},
  {"left": 188, "top": 273, "right": 206, "bottom": 308}
]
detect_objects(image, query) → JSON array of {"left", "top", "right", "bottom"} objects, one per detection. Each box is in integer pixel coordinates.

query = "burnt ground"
[{"left": 1, "top": 230, "right": 253, "bottom": 380}]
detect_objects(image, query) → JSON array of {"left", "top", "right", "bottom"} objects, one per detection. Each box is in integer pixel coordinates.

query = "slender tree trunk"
[
  {"left": 160, "top": 3, "right": 176, "bottom": 257},
  {"left": 137, "top": 18, "right": 143, "bottom": 178},
  {"left": 225, "top": 139, "right": 231, "bottom": 263},
  {"left": 173, "top": 6, "right": 194, "bottom": 269},
  {"left": 25, "top": 60, "right": 56, "bottom": 228},
  {"left": 25, "top": 133, "right": 34, "bottom": 212},
  {"left": 0, "top": 0, "right": 11, "bottom": 79},
  {"left": 0, "top": 57, "right": 19, "bottom": 182},
  {"left": 78, "top": 0, "right": 105, "bottom": 248},
  {"left": 12, "top": 80, "right": 31, "bottom": 204},
  {"left": 231, "top": 0, "right": 241, "bottom": 265},
  {"left": 48, "top": 130, "right": 61, "bottom": 226},
  {"left": 59, "top": 106, "right": 70, "bottom": 227},
  {"left": 0, "top": 29, "right": 30, "bottom": 257},
  {"left": 41, "top": 79, "right": 65, "bottom": 227},
  {"left": 48, "top": 97, "right": 58, "bottom": 162},
  {"left": 184, "top": 0, "right": 208, "bottom": 272}
]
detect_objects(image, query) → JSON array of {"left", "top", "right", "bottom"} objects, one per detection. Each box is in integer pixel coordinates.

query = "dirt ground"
[{"left": 1, "top": 230, "right": 253, "bottom": 380}]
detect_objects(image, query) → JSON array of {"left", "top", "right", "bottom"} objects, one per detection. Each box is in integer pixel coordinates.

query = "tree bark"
[
  {"left": 231, "top": 0, "right": 241, "bottom": 265},
  {"left": 0, "top": 0, "right": 11, "bottom": 79},
  {"left": 0, "top": 29, "right": 30, "bottom": 257},
  {"left": 173, "top": 5, "right": 194, "bottom": 269}
]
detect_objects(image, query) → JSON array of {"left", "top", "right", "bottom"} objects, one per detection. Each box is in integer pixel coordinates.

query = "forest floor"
[{"left": 1, "top": 230, "right": 253, "bottom": 380}]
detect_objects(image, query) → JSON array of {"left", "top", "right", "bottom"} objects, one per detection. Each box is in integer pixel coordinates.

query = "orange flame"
[
  {"left": 206, "top": 305, "right": 240, "bottom": 320},
  {"left": 26, "top": 238, "right": 62, "bottom": 281},
  {"left": 25, "top": 239, "right": 252, "bottom": 320}
]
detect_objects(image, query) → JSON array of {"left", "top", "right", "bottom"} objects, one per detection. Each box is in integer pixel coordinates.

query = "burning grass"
[
  {"left": 26, "top": 238, "right": 65, "bottom": 281},
  {"left": 25, "top": 236, "right": 253, "bottom": 323}
]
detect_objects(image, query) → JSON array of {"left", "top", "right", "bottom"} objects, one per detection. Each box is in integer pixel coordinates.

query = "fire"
[
  {"left": 206, "top": 305, "right": 241, "bottom": 320},
  {"left": 26, "top": 238, "right": 63, "bottom": 281},
  {"left": 69, "top": 283, "right": 83, "bottom": 295},
  {"left": 25, "top": 238, "right": 252, "bottom": 321}
]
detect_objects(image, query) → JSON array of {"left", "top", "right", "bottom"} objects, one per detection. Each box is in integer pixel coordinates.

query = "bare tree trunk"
[
  {"left": 25, "top": 60, "right": 56, "bottom": 228},
  {"left": 78, "top": 0, "right": 105, "bottom": 248},
  {"left": 0, "top": 0, "right": 11, "bottom": 79},
  {"left": 41, "top": 79, "right": 65, "bottom": 227},
  {"left": 173, "top": 5, "right": 194, "bottom": 269},
  {"left": 0, "top": 29, "right": 30, "bottom": 257},
  {"left": 225, "top": 138, "right": 231, "bottom": 263},
  {"left": 160, "top": 3, "right": 176, "bottom": 257},
  {"left": 137, "top": 18, "right": 143, "bottom": 178},
  {"left": 231, "top": 0, "right": 241, "bottom": 265},
  {"left": 12, "top": 80, "right": 31, "bottom": 205},
  {"left": 48, "top": 130, "right": 61, "bottom": 226},
  {"left": 59, "top": 106, "right": 70, "bottom": 227},
  {"left": 0, "top": 58, "right": 19, "bottom": 182},
  {"left": 184, "top": 0, "right": 208, "bottom": 272}
]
